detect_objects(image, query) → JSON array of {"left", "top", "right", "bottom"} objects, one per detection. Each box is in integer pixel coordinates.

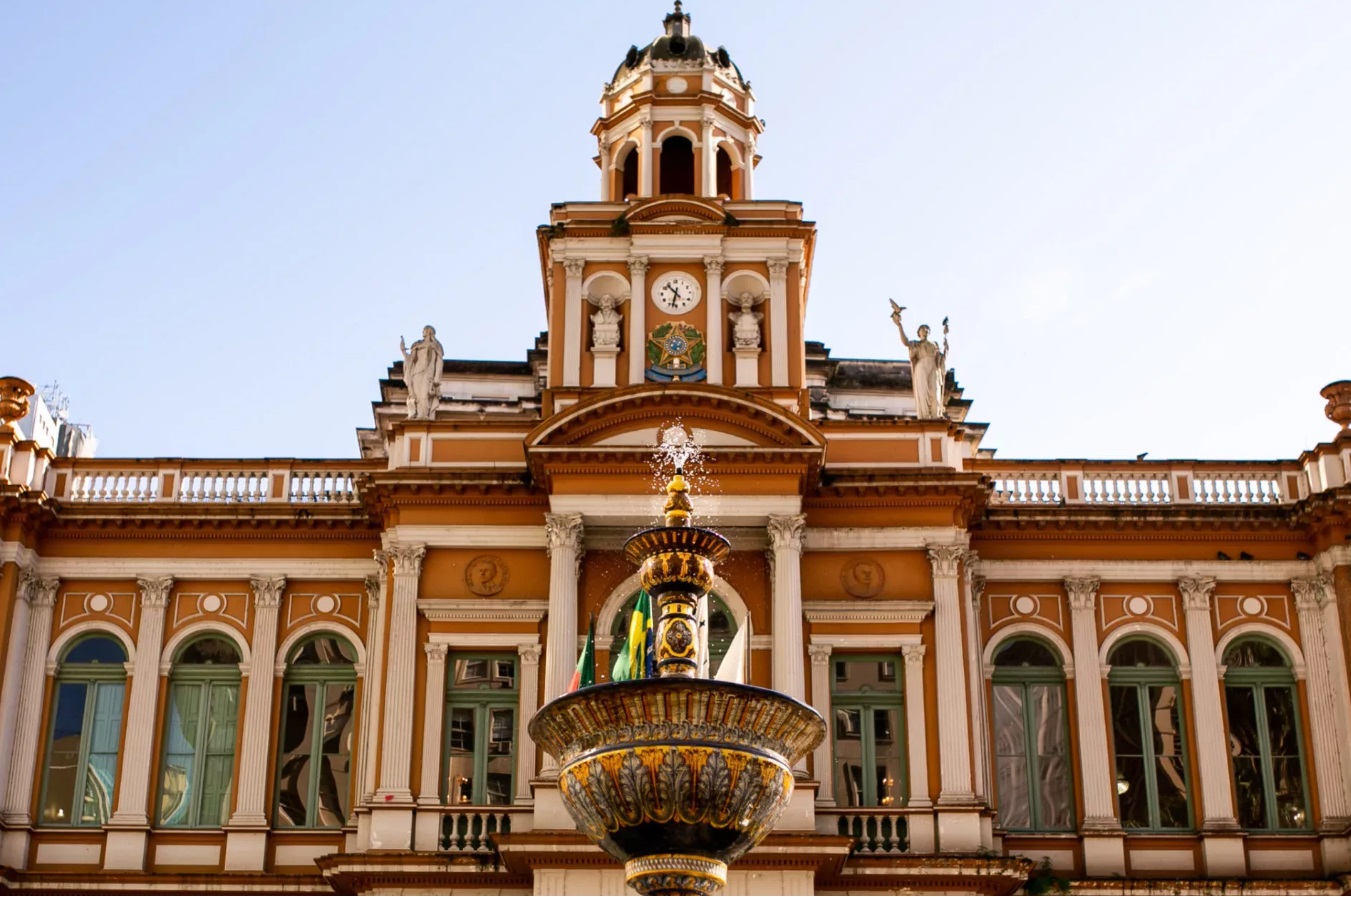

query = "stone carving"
[
  {"left": 137, "top": 576, "right": 175, "bottom": 609},
  {"left": 250, "top": 577, "right": 287, "bottom": 609},
  {"left": 465, "top": 555, "right": 510, "bottom": 597},
  {"left": 766, "top": 514, "right": 806, "bottom": 553},
  {"left": 1064, "top": 577, "right": 1101, "bottom": 611},
  {"left": 926, "top": 545, "right": 965, "bottom": 578},
  {"left": 400, "top": 325, "right": 444, "bottom": 420},
  {"left": 890, "top": 301, "right": 949, "bottom": 419},
  {"left": 590, "top": 294, "right": 623, "bottom": 350},
  {"left": 728, "top": 292, "right": 763, "bottom": 349},
  {"left": 0, "top": 377, "right": 35, "bottom": 428},
  {"left": 1178, "top": 576, "right": 1217, "bottom": 612},
  {"left": 840, "top": 557, "right": 885, "bottom": 598}
]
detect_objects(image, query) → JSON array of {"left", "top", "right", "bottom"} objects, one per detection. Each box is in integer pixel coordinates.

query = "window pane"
[
  {"left": 160, "top": 682, "right": 204, "bottom": 826},
  {"left": 452, "top": 659, "right": 514, "bottom": 690},
  {"left": 315, "top": 683, "right": 355, "bottom": 826},
  {"left": 1030, "top": 684, "right": 1073, "bottom": 831},
  {"left": 833, "top": 660, "right": 900, "bottom": 694},
  {"left": 1109, "top": 685, "right": 1142, "bottom": 757},
  {"left": 82, "top": 682, "right": 123, "bottom": 826},
  {"left": 447, "top": 707, "right": 475, "bottom": 804},
  {"left": 994, "top": 639, "right": 1059, "bottom": 668},
  {"left": 1266, "top": 687, "right": 1307, "bottom": 829},
  {"left": 872, "top": 709, "right": 903, "bottom": 807},
  {"left": 832, "top": 708, "right": 865, "bottom": 807},
  {"left": 289, "top": 637, "right": 357, "bottom": 666},
  {"left": 485, "top": 708, "right": 515, "bottom": 805},
  {"left": 178, "top": 637, "right": 241, "bottom": 666},
  {"left": 64, "top": 637, "right": 126, "bottom": 665},
  {"left": 1115, "top": 755, "right": 1149, "bottom": 828},
  {"left": 276, "top": 684, "right": 316, "bottom": 826},
  {"left": 1149, "top": 685, "right": 1189, "bottom": 829},
  {"left": 993, "top": 685, "right": 1032, "bottom": 829},
  {"left": 1263, "top": 686, "right": 1300, "bottom": 758},
  {"left": 1273, "top": 756, "right": 1308, "bottom": 829},
  {"left": 1109, "top": 640, "right": 1172, "bottom": 668},
  {"left": 43, "top": 682, "right": 88, "bottom": 824},
  {"left": 1226, "top": 686, "right": 1265, "bottom": 829},
  {"left": 199, "top": 683, "right": 239, "bottom": 827},
  {"left": 1223, "top": 640, "right": 1287, "bottom": 668},
  {"left": 1232, "top": 755, "right": 1266, "bottom": 829}
]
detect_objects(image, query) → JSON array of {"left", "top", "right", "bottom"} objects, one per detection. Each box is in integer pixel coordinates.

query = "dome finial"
[{"left": 664, "top": 0, "right": 689, "bottom": 37}]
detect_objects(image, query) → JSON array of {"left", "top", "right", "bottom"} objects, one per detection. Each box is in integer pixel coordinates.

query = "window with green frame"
[
  {"left": 275, "top": 635, "right": 358, "bottom": 828},
  {"left": 610, "top": 591, "right": 738, "bottom": 679},
  {"left": 157, "top": 636, "right": 242, "bottom": 828},
  {"left": 1108, "top": 639, "right": 1192, "bottom": 831},
  {"left": 443, "top": 654, "right": 518, "bottom": 805},
  {"left": 40, "top": 634, "right": 128, "bottom": 827},
  {"left": 831, "top": 655, "right": 904, "bottom": 808},
  {"left": 1223, "top": 639, "right": 1310, "bottom": 830},
  {"left": 991, "top": 638, "right": 1074, "bottom": 831}
]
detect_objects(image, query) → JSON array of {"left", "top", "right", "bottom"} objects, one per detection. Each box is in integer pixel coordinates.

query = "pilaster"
[
  {"left": 359, "top": 556, "right": 388, "bottom": 806},
  {"left": 370, "top": 542, "right": 424, "bottom": 851},
  {"left": 962, "top": 556, "right": 990, "bottom": 803},
  {"left": 542, "top": 514, "right": 584, "bottom": 776},
  {"left": 1294, "top": 576, "right": 1351, "bottom": 824},
  {"left": 627, "top": 256, "right": 649, "bottom": 385},
  {"left": 413, "top": 643, "right": 449, "bottom": 852},
  {"left": 700, "top": 116, "right": 716, "bottom": 196},
  {"left": 902, "top": 644, "right": 935, "bottom": 854},
  {"left": 767, "top": 259, "right": 789, "bottom": 387},
  {"left": 639, "top": 117, "right": 654, "bottom": 196},
  {"left": 704, "top": 256, "right": 724, "bottom": 385},
  {"left": 0, "top": 574, "right": 56, "bottom": 870},
  {"left": 0, "top": 569, "right": 35, "bottom": 817},
  {"left": 808, "top": 643, "right": 833, "bottom": 805},
  {"left": 562, "top": 258, "right": 586, "bottom": 388},
  {"left": 926, "top": 546, "right": 973, "bottom": 805},
  {"left": 105, "top": 576, "right": 173, "bottom": 871},
  {"left": 516, "top": 643, "right": 542, "bottom": 805}
]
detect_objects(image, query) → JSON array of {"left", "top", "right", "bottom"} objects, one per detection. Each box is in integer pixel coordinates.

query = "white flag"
[
  {"left": 695, "top": 593, "right": 710, "bottom": 678},
  {"left": 714, "top": 612, "right": 751, "bottom": 684}
]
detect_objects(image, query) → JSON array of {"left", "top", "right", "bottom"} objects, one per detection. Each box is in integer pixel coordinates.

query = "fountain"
[{"left": 529, "top": 427, "right": 826, "bottom": 896}]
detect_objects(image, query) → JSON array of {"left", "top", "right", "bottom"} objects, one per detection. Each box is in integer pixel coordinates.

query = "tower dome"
[{"left": 594, "top": 3, "right": 762, "bottom": 201}]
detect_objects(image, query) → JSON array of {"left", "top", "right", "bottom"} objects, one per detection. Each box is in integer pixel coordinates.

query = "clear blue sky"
[{"left": 4, "top": 2, "right": 1349, "bottom": 460}]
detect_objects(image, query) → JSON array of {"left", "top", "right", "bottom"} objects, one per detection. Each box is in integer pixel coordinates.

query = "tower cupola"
[{"left": 594, "top": 3, "right": 762, "bottom": 202}]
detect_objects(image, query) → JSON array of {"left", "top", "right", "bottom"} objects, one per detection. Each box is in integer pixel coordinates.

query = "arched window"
[
  {"left": 716, "top": 146, "right": 734, "bottom": 198},
  {"left": 1108, "top": 638, "right": 1192, "bottom": 831},
  {"left": 610, "top": 592, "right": 738, "bottom": 675},
  {"left": 40, "top": 634, "right": 127, "bottom": 826},
  {"left": 275, "top": 635, "right": 358, "bottom": 828},
  {"left": 991, "top": 638, "right": 1073, "bottom": 831},
  {"left": 620, "top": 147, "right": 639, "bottom": 199},
  {"left": 659, "top": 135, "right": 695, "bottom": 194},
  {"left": 157, "top": 636, "right": 242, "bottom": 828},
  {"left": 1223, "top": 639, "right": 1309, "bottom": 830}
]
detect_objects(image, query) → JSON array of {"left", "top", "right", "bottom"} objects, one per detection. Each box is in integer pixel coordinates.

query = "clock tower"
[{"left": 537, "top": 3, "right": 817, "bottom": 413}]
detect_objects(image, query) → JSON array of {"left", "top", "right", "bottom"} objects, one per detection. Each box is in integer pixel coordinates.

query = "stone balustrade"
[
  {"left": 817, "top": 808, "right": 917, "bottom": 855},
  {"left": 437, "top": 807, "right": 521, "bottom": 855},
  {"left": 51, "top": 460, "right": 376, "bottom": 504},
  {"left": 979, "top": 461, "right": 1303, "bottom": 507}
]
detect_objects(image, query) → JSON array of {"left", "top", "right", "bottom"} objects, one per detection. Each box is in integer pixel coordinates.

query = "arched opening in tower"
[
  {"left": 659, "top": 136, "right": 695, "bottom": 195},
  {"left": 620, "top": 147, "right": 639, "bottom": 199},
  {"left": 716, "top": 146, "right": 734, "bottom": 198}
]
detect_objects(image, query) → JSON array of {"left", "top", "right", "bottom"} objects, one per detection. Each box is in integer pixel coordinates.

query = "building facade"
[{"left": 2, "top": 7, "right": 1351, "bottom": 894}]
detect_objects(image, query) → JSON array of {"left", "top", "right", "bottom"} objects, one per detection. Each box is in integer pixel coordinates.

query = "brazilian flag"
[
  {"left": 569, "top": 614, "right": 596, "bottom": 692},
  {"left": 611, "top": 591, "right": 655, "bottom": 681}
]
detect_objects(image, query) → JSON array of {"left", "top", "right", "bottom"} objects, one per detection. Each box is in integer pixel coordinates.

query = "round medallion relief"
[
  {"left": 1013, "top": 595, "right": 1039, "bottom": 616},
  {"left": 314, "top": 595, "right": 338, "bottom": 615},
  {"left": 86, "top": 594, "right": 111, "bottom": 614},
  {"left": 466, "top": 555, "right": 510, "bottom": 597},
  {"left": 1239, "top": 596, "right": 1266, "bottom": 617},
  {"left": 1126, "top": 596, "right": 1153, "bottom": 617},
  {"left": 665, "top": 76, "right": 688, "bottom": 94},
  {"left": 200, "top": 594, "right": 224, "bottom": 614},
  {"left": 840, "top": 558, "right": 885, "bottom": 599}
]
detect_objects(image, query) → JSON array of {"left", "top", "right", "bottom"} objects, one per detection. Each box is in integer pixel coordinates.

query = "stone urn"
[
  {"left": 1323, "top": 380, "right": 1351, "bottom": 432},
  {"left": 0, "top": 377, "right": 35, "bottom": 429}
]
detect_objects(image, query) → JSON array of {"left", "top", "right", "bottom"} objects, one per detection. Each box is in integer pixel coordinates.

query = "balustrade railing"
[
  {"left": 51, "top": 461, "right": 373, "bottom": 504},
  {"left": 820, "top": 808, "right": 912, "bottom": 855},
  {"left": 439, "top": 807, "right": 516, "bottom": 854},
  {"left": 979, "top": 462, "right": 1300, "bottom": 507}
]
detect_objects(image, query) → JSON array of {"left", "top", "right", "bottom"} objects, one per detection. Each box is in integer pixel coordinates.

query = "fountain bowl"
[{"left": 529, "top": 678, "right": 825, "bottom": 895}]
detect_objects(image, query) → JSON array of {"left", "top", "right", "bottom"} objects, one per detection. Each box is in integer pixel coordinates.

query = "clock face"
[{"left": 652, "top": 273, "right": 702, "bottom": 313}]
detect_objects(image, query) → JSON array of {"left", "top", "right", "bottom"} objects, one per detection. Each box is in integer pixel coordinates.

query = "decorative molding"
[
  {"left": 981, "top": 622, "right": 1075, "bottom": 680},
  {"left": 802, "top": 600, "right": 934, "bottom": 624},
  {"left": 627, "top": 255, "right": 650, "bottom": 276},
  {"left": 803, "top": 527, "right": 969, "bottom": 551},
  {"left": 808, "top": 633, "right": 923, "bottom": 651},
  {"left": 766, "top": 258, "right": 789, "bottom": 281},
  {"left": 427, "top": 632, "right": 541, "bottom": 650},
  {"left": 1064, "top": 577, "right": 1100, "bottom": 611},
  {"left": 563, "top": 259, "right": 586, "bottom": 278},
  {"left": 545, "top": 513, "right": 584, "bottom": 556},
  {"left": 1292, "top": 575, "right": 1333, "bottom": 610},
  {"left": 980, "top": 558, "right": 1312, "bottom": 583},
  {"left": 26, "top": 575, "right": 59, "bottom": 608},
  {"left": 384, "top": 525, "right": 545, "bottom": 548},
  {"left": 901, "top": 644, "right": 927, "bottom": 667},
  {"left": 250, "top": 576, "right": 286, "bottom": 609},
  {"left": 34, "top": 557, "right": 379, "bottom": 579},
  {"left": 1178, "top": 576, "right": 1217, "bottom": 612},
  {"left": 417, "top": 599, "right": 548, "bottom": 623},
  {"left": 1098, "top": 621, "right": 1191, "bottom": 678},
  {"left": 927, "top": 545, "right": 964, "bottom": 578},
  {"left": 518, "top": 643, "right": 542, "bottom": 665},
  {"left": 364, "top": 574, "right": 382, "bottom": 609},
  {"left": 387, "top": 543, "right": 427, "bottom": 577},
  {"left": 136, "top": 576, "right": 174, "bottom": 609},
  {"left": 423, "top": 642, "right": 449, "bottom": 664},
  {"left": 703, "top": 256, "right": 725, "bottom": 275},
  {"left": 766, "top": 514, "right": 805, "bottom": 553},
  {"left": 1213, "top": 622, "right": 1307, "bottom": 680},
  {"left": 807, "top": 644, "right": 832, "bottom": 664}
]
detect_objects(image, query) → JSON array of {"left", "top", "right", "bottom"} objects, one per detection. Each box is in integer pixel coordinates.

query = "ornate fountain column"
[
  {"left": 105, "top": 576, "right": 173, "bottom": 871},
  {"left": 225, "top": 576, "right": 285, "bottom": 870},
  {"left": 371, "top": 542, "right": 425, "bottom": 850},
  {"left": 0, "top": 574, "right": 56, "bottom": 870}
]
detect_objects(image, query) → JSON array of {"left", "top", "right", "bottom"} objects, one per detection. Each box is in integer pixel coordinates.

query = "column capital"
[
  {"left": 926, "top": 544, "right": 965, "bottom": 578},
  {"left": 902, "top": 643, "right": 927, "bottom": 667},
  {"left": 1064, "top": 577, "right": 1100, "bottom": 610},
  {"left": 703, "top": 256, "right": 725, "bottom": 275},
  {"left": 364, "top": 574, "right": 382, "bottom": 609},
  {"left": 627, "top": 255, "right": 650, "bottom": 276},
  {"left": 387, "top": 542, "right": 427, "bottom": 577},
  {"left": 767, "top": 258, "right": 789, "bottom": 282},
  {"left": 563, "top": 258, "right": 586, "bottom": 278},
  {"left": 767, "top": 513, "right": 806, "bottom": 553},
  {"left": 545, "top": 513, "right": 585, "bottom": 556},
  {"left": 136, "top": 576, "right": 174, "bottom": 609},
  {"left": 423, "top": 642, "right": 449, "bottom": 664},
  {"left": 702, "top": 114, "right": 716, "bottom": 129},
  {"left": 1293, "top": 574, "right": 1334, "bottom": 610},
  {"left": 518, "top": 643, "right": 543, "bottom": 665},
  {"left": 373, "top": 549, "right": 389, "bottom": 585},
  {"left": 250, "top": 576, "right": 287, "bottom": 609},
  {"left": 1178, "top": 575, "right": 1217, "bottom": 611},
  {"left": 970, "top": 574, "right": 987, "bottom": 602},
  {"left": 21, "top": 571, "right": 58, "bottom": 608},
  {"left": 808, "top": 643, "right": 832, "bottom": 665},
  {"left": 640, "top": 117, "right": 653, "bottom": 133}
]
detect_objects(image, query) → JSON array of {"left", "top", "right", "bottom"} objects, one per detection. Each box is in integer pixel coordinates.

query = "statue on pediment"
[
  {"left": 400, "top": 325, "right": 444, "bottom": 420},
  {"left": 890, "top": 300, "right": 948, "bottom": 420}
]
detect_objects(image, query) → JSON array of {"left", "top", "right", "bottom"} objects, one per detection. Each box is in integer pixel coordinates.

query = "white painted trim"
[
  {"left": 48, "top": 621, "right": 135, "bottom": 667},
  {"left": 427, "top": 633, "right": 540, "bottom": 649},
  {"left": 549, "top": 493, "right": 802, "bottom": 524},
  {"left": 596, "top": 571, "right": 749, "bottom": 640},
  {"left": 1214, "top": 622, "right": 1307, "bottom": 680},
  {"left": 656, "top": 123, "right": 701, "bottom": 147},
  {"left": 385, "top": 525, "right": 545, "bottom": 549},
  {"left": 978, "top": 559, "right": 1311, "bottom": 583},
  {"left": 34, "top": 557, "right": 377, "bottom": 580},
  {"left": 802, "top": 600, "right": 933, "bottom": 624},
  {"left": 804, "top": 527, "right": 968, "bottom": 551},
  {"left": 581, "top": 271, "right": 631, "bottom": 297},
  {"left": 0, "top": 542, "right": 38, "bottom": 568},
  {"left": 1098, "top": 622, "right": 1191, "bottom": 678},
  {"left": 981, "top": 622, "right": 1074, "bottom": 679},
  {"left": 1316, "top": 545, "right": 1351, "bottom": 571},
  {"left": 417, "top": 599, "right": 547, "bottom": 623},
  {"left": 808, "top": 633, "right": 923, "bottom": 650},
  {"left": 720, "top": 268, "right": 770, "bottom": 295},
  {"left": 275, "top": 621, "right": 366, "bottom": 673},
  {"left": 160, "top": 620, "right": 252, "bottom": 669}
]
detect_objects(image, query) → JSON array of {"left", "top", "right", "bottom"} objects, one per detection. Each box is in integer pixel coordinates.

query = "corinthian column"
[
  {"left": 1064, "top": 577, "right": 1117, "bottom": 830},
  {"left": 767, "top": 259, "right": 790, "bottom": 386},
  {"left": 376, "top": 543, "right": 425, "bottom": 804},
  {"left": 105, "top": 576, "right": 173, "bottom": 870},
  {"left": 704, "top": 256, "right": 725, "bottom": 384},
  {"left": 768, "top": 515, "right": 806, "bottom": 704},
  {"left": 928, "top": 545, "right": 973, "bottom": 804},
  {"left": 1, "top": 576, "right": 57, "bottom": 848},
  {"left": 542, "top": 514, "right": 584, "bottom": 777},
  {"left": 627, "top": 256, "right": 649, "bottom": 385},
  {"left": 0, "top": 570, "right": 37, "bottom": 817},
  {"left": 1178, "top": 577, "right": 1239, "bottom": 830},
  {"left": 359, "top": 555, "right": 388, "bottom": 804},
  {"left": 1294, "top": 576, "right": 1351, "bottom": 821},
  {"left": 224, "top": 577, "right": 285, "bottom": 870}
]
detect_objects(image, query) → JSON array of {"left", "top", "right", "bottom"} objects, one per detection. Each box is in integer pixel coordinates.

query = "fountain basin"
[{"left": 529, "top": 678, "right": 825, "bottom": 895}]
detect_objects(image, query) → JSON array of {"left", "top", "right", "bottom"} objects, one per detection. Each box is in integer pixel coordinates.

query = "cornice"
[
  {"left": 977, "top": 558, "right": 1312, "bottom": 583},
  {"left": 803, "top": 600, "right": 934, "bottom": 624},
  {"left": 417, "top": 599, "right": 547, "bottom": 623}
]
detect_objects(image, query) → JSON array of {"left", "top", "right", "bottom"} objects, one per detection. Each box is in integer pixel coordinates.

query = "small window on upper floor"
[
  {"left": 620, "top": 147, "right": 639, "bottom": 199},
  {"left": 716, "top": 146, "right": 733, "bottom": 198},
  {"left": 659, "top": 136, "right": 694, "bottom": 194}
]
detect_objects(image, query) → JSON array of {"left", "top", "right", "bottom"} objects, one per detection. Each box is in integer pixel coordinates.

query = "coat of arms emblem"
[{"left": 645, "top": 322, "right": 707, "bottom": 382}]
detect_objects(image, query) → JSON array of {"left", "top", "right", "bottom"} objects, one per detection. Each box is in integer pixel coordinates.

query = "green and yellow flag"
[
  {"left": 611, "top": 590, "right": 654, "bottom": 681},
  {"left": 569, "top": 614, "right": 596, "bottom": 692}
]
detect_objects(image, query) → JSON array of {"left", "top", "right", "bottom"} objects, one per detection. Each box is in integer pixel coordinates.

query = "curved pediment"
[
  {"left": 527, "top": 384, "right": 825, "bottom": 451},
  {"left": 624, "top": 197, "right": 728, "bottom": 224}
]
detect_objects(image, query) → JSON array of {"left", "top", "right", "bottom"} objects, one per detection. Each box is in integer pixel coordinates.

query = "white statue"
[
  {"left": 890, "top": 300, "right": 948, "bottom": 419},
  {"left": 400, "top": 325, "right": 444, "bottom": 420},
  {"left": 590, "top": 294, "right": 622, "bottom": 350},
  {"left": 729, "top": 291, "right": 763, "bottom": 349}
]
